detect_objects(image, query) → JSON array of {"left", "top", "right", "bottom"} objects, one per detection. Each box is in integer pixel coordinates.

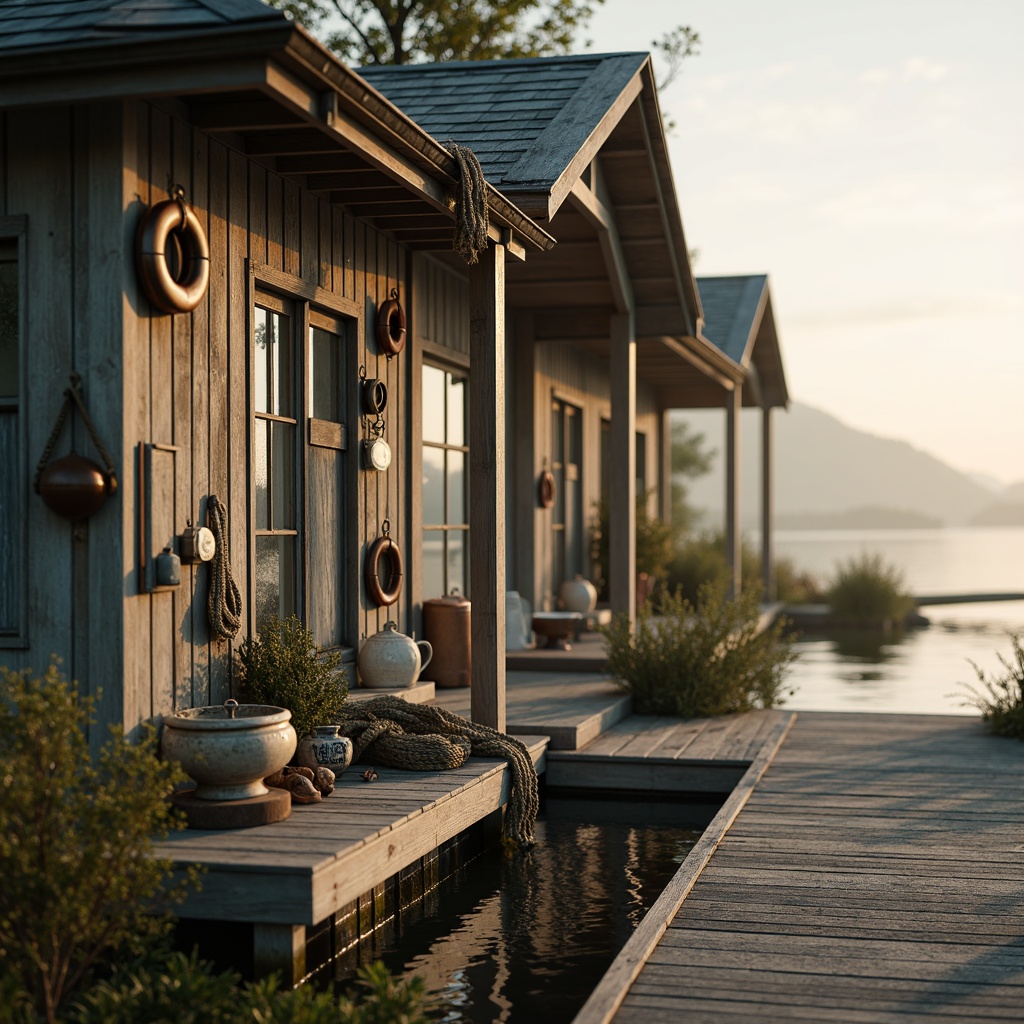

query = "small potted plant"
[{"left": 237, "top": 615, "right": 348, "bottom": 744}]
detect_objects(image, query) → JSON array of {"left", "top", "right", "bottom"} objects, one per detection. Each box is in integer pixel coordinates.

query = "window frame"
[
  {"left": 421, "top": 359, "right": 470, "bottom": 599},
  {"left": 247, "top": 261, "right": 360, "bottom": 650},
  {"left": 0, "top": 216, "right": 28, "bottom": 649}
]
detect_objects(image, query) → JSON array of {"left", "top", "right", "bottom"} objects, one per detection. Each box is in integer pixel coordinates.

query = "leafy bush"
[
  {"left": 238, "top": 615, "right": 348, "bottom": 739},
  {"left": 590, "top": 492, "right": 675, "bottom": 601},
  {"left": 959, "top": 634, "right": 1024, "bottom": 739},
  {"left": 73, "top": 952, "right": 435, "bottom": 1024},
  {"left": 665, "top": 531, "right": 821, "bottom": 605},
  {"left": 0, "top": 661, "right": 194, "bottom": 1023},
  {"left": 825, "top": 553, "right": 915, "bottom": 626},
  {"left": 602, "top": 581, "right": 796, "bottom": 717}
]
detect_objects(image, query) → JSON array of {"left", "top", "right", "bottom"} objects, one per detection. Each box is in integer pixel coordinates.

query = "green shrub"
[
  {"left": 959, "top": 634, "right": 1024, "bottom": 739},
  {"left": 825, "top": 553, "right": 915, "bottom": 626},
  {"left": 238, "top": 615, "right": 348, "bottom": 739},
  {"left": 73, "top": 951, "right": 436, "bottom": 1024},
  {"left": 0, "top": 661, "right": 194, "bottom": 1024},
  {"left": 602, "top": 581, "right": 796, "bottom": 717},
  {"left": 590, "top": 492, "right": 675, "bottom": 600}
]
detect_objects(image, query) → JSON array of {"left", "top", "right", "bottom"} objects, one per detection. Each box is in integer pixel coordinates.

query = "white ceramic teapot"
[{"left": 358, "top": 621, "right": 433, "bottom": 689}]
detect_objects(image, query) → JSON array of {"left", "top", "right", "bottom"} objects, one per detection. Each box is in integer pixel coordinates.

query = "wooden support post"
[
  {"left": 609, "top": 312, "right": 636, "bottom": 622},
  {"left": 469, "top": 242, "right": 506, "bottom": 732},
  {"left": 761, "top": 405, "right": 775, "bottom": 600},
  {"left": 659, "top": 408, "right": 673, "bottom": 524},
  {"left": 725, "top": 386, "right": 742, "bottom": 599},
  {"left": 253, "top": 923, "right": 305, "bottom": 986},
  {"left": 512, "top": 313, "right": 536, "bottom": 610}
]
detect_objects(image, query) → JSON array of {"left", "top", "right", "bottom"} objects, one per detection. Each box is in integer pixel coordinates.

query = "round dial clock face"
[
  {"left": 195, "top": 526, "right": 217, "bottom": 562},
  {"left": 364, "top": 437, "right": 392, "bottom": 472}
]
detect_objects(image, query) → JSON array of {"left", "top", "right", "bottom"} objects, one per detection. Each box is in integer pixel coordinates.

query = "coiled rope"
[
  {"left": 335, "top": 696, "right": 539, "bottom": 848},
  {"left": 447, "top": 143, "right": 489, "bottom": 265},
  {"left": 206, "top": 494, "right": 242, "bottom": 641}
]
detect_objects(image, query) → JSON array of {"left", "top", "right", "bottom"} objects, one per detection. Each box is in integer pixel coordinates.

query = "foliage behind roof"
[
  {"left": 0, "top": 0, "right": 284, "bottom": 53},
  {"left": 360, "top": 53, "right": 648, "bottom": 193}
]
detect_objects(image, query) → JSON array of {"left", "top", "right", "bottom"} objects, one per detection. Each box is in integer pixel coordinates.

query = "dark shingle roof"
[
  {"left": 696, "top": 275, "right": 768, "bottom": 364},
  {"left": 0, "top": 0, "right": 284, "bottom": 54},
  {"left": 359, "top": 53, "right": 647, "bottom": 190}
]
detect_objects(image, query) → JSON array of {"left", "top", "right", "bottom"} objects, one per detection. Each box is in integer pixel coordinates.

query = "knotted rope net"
[
  {"left": 206, "top": 494, "right": 242, "bottom": 642},
  {"left": 335, "top": 696, "right": 538, "bottom": 848},
  {"left": 447, "top": 143, "right": 489, "bottom": 265}
]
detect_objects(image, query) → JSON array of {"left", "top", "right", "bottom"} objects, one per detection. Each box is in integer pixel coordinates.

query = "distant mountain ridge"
[{"left": 679, "top": 402, "right": 1020, "bottom": 528}]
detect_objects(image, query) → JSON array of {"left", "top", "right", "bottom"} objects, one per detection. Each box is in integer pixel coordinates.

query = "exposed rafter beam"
[
  {"left": 568, "top": 173, "right": 633, "bottom": 314},
  {"left": 190, "top": 99, "right": 301, "bottom": 132}
]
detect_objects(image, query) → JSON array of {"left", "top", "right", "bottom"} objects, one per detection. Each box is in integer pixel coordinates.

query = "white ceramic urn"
[
  {"left": 559, "top": 574, "right": 598, "bottom": 614},
  {"left": 358, "top": 620, "right": 433, "bottom": 689}
]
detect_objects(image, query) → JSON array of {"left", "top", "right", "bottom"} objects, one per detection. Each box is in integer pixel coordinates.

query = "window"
[
  {"left": 422, "top": 363, "right": 468, "bottom": 598},
  {"left": 551, "top": 397, "right": 583, "bottom": 587},
  {"left": 252, "top": 290, "right": 349, "bottom": 647},
  {"left": 0, "top": 235, "right": 23, "bottom": 643}
]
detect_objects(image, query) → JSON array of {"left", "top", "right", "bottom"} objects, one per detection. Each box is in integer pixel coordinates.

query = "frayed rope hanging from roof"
[{"left": 447, "top": 142, "right": 489, "bottom": 265}]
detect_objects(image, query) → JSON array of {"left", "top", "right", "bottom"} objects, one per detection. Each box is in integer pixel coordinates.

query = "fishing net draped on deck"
[{"left": 335, "top": 696, "right": 538, "bottom": 847}]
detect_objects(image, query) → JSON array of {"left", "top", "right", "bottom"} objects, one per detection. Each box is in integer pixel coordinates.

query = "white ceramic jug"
[{"left": 358, "top": 621, "right": 432, "bottom": 689}]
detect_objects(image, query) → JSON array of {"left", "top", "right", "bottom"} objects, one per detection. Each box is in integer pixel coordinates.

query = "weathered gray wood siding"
[
  {"left": 1, "top": 98, "right": 414, "bottom": 739},
  {"left": 515, "top": 338, "right": 659, "bottom": 613}
]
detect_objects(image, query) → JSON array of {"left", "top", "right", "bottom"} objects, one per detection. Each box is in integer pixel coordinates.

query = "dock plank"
[{"left": 589, "top": 712, "right": 1024, "bottom": 1024}]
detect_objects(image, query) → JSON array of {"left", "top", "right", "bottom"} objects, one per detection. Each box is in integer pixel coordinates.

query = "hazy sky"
[{"left": 585, "top": 0, "right": 1023, "bottom": 485}]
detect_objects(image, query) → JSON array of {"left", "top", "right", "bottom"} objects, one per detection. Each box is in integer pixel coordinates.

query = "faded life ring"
[
  {"left": 136, "top": 197, "right": 210, "bottom": 314},
  {"left": 365, "top": 534, "right": 403, "bottom": 606},
  {"left": 376, "top": 290, "right": 406, "bottom": 356},
  {"left": 538, "top": 470, "right": 556, "bottom": 509}
]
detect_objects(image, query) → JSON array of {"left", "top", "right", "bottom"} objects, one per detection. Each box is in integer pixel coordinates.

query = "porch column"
[
  {"left": 725, "top": 385, "right": 742, "bottom": 598},
  {"left": 659, "top": 408, "right": 673, "bottom": 524},
  {"left": 761, "top": 405, "right": 775, "bottom": 600},
  {"left": 469, "top": 242, "right": 506, "bottom": 732},
  {"left": 609, "top": 311, "right": 636, "bottom": 622},
  {"left": 512, "top": 313, "right": 536, "bottom": 610}
]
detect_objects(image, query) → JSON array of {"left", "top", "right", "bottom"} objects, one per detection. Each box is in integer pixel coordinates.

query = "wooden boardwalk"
[{"left": 576, "top": 711, "right": 1024, "bottom": 1024}]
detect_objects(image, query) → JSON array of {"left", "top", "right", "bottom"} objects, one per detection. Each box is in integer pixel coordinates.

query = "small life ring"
[
  {"left": 136, "top": 194, "right": 210, "bottom": 314},
  {"left": 365, "top": 534, "right": 403, "bottom": 606},
  {"left": 376, "top": 289, "right": 406, "bottom": 356},
  {"left": 538, "top": 470, "right": 556, "bottom": 510}
]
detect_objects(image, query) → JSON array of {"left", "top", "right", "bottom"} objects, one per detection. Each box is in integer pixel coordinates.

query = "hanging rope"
[
  {"left": 206, "top": 494, "right": 242, "bottom": 642},
  {"left": 335, "top": 696, "right": 539, "bottom": 848},
  {"left": 33, "top": 372, "right": 118, "bottom": 493},
  {"left": 447, "top": 142, "right": 489, "bottom": 266}
]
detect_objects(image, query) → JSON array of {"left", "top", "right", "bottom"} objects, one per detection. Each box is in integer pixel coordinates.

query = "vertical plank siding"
[{"left": 0, "top": 99, "right": 417, "bottom": 737}]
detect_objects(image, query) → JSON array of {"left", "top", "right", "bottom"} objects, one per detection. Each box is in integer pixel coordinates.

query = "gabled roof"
[
  {"left": 0, "top": 0, "right": 552, "bottom": 254},
  {"left": 360, "top": 53, "right": 646, "bottom": 197},
  {"left": 697, "top": 274, "right": 789, "bottom": 409},
  {"left": 0, "top": 0, "right": 281, "bottom": 53}
]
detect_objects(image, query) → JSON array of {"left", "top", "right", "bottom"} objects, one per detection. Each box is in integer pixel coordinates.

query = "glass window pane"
[
  {"left": 551, "top": 401, "right": 564, "bottom": 462},
  {"left": 446, "top": 372, "right": 466, "bottom": 446},
  {"left": 254, "top": 307, "right": 271, "bottom": 414},
  {"left": 423, "top": 445, "right": 445, "bottom": 526},
  {"left": 447, "top": 530, "right": 467, "bottom": 598},
  {"left": 0, "top": 412, "right": 18, "bottom": 629},
  {"left": 271, "top": 421, "right": 296, "bottom": 530},
  {"left": 0, "top": 260, "right": 18, "bottom": 399},
  {"left": 422, "top": 532, "right": 445, "bottom": 600},
  {"left": 422, "top": 365, "right": 446, "bottom": 444},
  {"left": 310, "top": 326, "right": 343, "bottom": 421},
  {"left": 568, "top": 406, "right": 582, "bottom": 464},
  {"left": 254, "top": 418, "right": 269, "bottom": 529},
  {"left": 272, "top": 311, "right": 293, "bottom": 417},
  {"left": 255, "top": 536, "right": 297, "bottom": 628},
  {"left": 447, "top": 449, "right": 465, "bottom": 526}
]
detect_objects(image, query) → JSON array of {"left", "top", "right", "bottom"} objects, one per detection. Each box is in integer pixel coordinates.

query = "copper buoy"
[
  {"left": 422, "top": 591, "right": 471, "bottom": 688},
  {"left": 37, "top": 453, "right": 112, "bottom": 520}
]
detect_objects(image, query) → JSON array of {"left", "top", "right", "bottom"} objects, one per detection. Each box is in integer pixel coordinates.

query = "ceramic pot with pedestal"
[
  {"left": 295, "top": 724, "right": 353, "bottom": 773},
  {"left": 358, "top": 620, "right": 433, "bottom": 689},
  {"left": 161, "top": 699, "right": 296, "bottom": 801},
  {"left": 558, "top": 574, "right": 598, "bottom": 614}
]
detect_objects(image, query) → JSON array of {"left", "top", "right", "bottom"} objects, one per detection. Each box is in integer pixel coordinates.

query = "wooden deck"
[
  {"left": 575, "top": 711, "right": 1024, "bottom": 1024},
  {"left": 155, "top": 736, "right": 548, "bottom": 984}
]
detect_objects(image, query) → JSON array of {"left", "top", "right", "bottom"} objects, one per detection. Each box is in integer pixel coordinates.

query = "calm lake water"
[{"left": 772, "top": 527, "right": 1024, "bottom": 716}]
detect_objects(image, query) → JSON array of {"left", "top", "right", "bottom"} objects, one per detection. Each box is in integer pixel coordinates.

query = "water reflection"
[{"left": 332, "top": 797, "right": 711, "bottom": 1024}]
